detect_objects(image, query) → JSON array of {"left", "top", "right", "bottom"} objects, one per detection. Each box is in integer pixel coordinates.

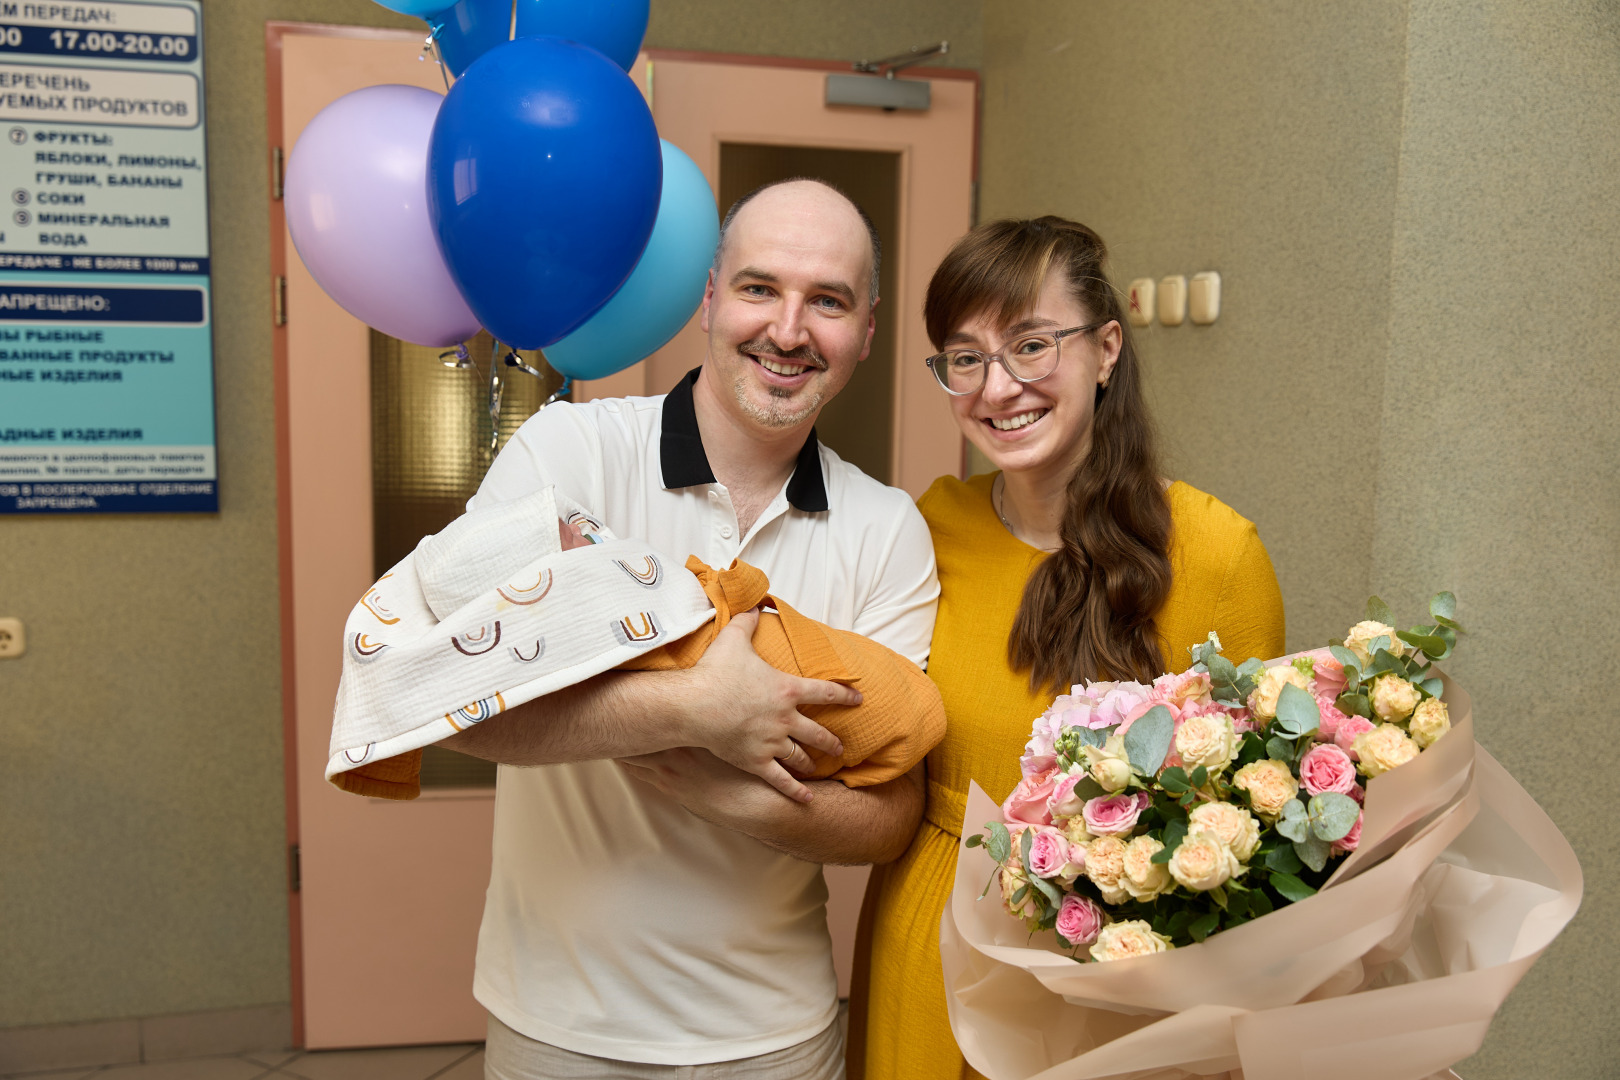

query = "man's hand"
[{"left": 675, "top": 609, "right": 860, "bottom": 803}]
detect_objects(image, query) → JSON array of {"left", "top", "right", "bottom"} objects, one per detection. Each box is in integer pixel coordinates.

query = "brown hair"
[{"left": 924, "top": 216, "right": 1172, "bottom": 691}]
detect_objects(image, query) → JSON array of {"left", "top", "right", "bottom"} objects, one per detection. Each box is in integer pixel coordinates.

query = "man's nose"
[{"left": 767, "top": 296, "right": 811, "bottom": 352}]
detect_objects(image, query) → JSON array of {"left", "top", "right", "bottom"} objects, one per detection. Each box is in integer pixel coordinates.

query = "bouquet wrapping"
[{"left": 942, "top": 603, "right": 1581, "bottom": 1080}]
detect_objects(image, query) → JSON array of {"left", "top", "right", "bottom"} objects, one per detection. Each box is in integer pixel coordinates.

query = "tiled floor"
[{"left": 0, "top": 1043, "right": 484, "bottom": 1080}]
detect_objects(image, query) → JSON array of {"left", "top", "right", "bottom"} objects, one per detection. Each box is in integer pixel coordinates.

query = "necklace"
[{"left": 993, "top": 473, "right": 1016, "bottom": 534}]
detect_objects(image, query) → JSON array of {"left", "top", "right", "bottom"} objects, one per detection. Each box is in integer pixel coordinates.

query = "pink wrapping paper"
[{"left": 943, "top": 674, "right": 1581, "bottom": 1080}]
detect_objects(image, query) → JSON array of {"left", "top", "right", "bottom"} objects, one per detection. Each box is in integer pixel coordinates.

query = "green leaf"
[
  {"left": 1250, "top": 888, "right": 1274, "bottom": 917},
  {"left": 1274, "top": 683, "right": 1321, "bottom": 738},
  {"left": 1073, "top": 726, "right": 1107, "bottom": 749},
  {"left": 1270, "top": 871, "right": 1317, "bottom": 903},
  {"left": 1328, "top": 645, "right": 1362, "bottom": 673},
  {"left": 1343, "top": 666, "right": 1361, "bottom": 694},
  {"left": 1180, "top": 791, "right": 1197, "bottom": 807},
  {"left": 1019, "top": 825, "right": 1035, "bottom": 874},
  {"left": 1434, "top": 613, "right": 1467, "bottom": 634},
  {"left": 1367, "top": 596, "right": 1395, "bottom": 625},
  {"left": 1266, "top": 735, "right": 1296, "bottom": 761},
  {"left": 1188, "top": 911, "right": 1221, "bottom": 942},
  {"left": 1208, "top": 653, "right": 1238, "bottom": 686},
  {"left": 965, "top": 834, "right": 984, "bottom": 848},
  {"left": 1159, "top": 766, "right": 1190, "bottom": 794},
  {"left": 1028, "top": 873, "right": 1064, "bottom": 908},
  {"left": 1072, "top": 776, "right": 1108, "bottom": 802},
  {"left": 1265, "top": 844, "right": 1303, "bottom": 874},
  {"left": 1226, "top": 888, "right": 1251, "bottom": 918},
  {"left": 1398, "top": 629, "right": 1448, "bottom": 659},
  {"left": 1419, "top": 677, "right": 1443, "bottom": 698},
  {"left": 980, "top": 868, "right": 998, "bottom": 899},
  {"left": 1190, "top": 765, "right": 1209, "bottom": 788},
  {"left": 1210, "top": 884, "right": 1229, "bottom": 910},
  {"left": 1294, "top": 833, "right": 1330, "bottom": 872},
  {"left": 1236, "top": 732, "right": 1267, "bottom": 768},
  {"left": 1054, "top": 931, "right": 1073, "bottom": 950},
  {"left": 1336, "top": 691, "right": 1371, "bottom": 719},
  {"left": 986, "top": 821, "right": 1011, "bottom": 864},
  {"left": 1160, "top": 819, "right": 1189, "bottom": 857},
  {"left": 1011, "top": 884, "right": 1028, "bottom": 905},
  {"left": 1429, "top": 591, "right": 1456, "bottom": 622},
  {"left": 1237, "top": 657, "right": 1265, "bottom": 679},
  {"left": 1123, "top": 705, "right": 1176, "bottom": 775},
  {"left": 1308, "top": 792, "right": 1361, "bottom": 842},
  {"left": 1277, "top": 799, "right": 1311, "bottom": 842}
]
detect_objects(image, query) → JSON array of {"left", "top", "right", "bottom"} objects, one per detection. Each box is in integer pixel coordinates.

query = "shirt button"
[{"left": 720, "top": 525, "right": 734, "bottom": 539}]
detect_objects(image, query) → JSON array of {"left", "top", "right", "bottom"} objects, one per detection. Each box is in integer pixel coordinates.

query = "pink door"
[{"left": 271, "top": 29, "right": 977, "bottom": 1047}]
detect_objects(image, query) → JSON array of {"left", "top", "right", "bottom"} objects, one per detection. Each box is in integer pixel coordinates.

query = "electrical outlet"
[{"left": 0, "top": 617, "right": 24, "bottom": 658}]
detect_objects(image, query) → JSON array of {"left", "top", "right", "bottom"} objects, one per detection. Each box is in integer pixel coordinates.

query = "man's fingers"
[
  {"left": 788, "top": 712, "right": 844, "bottom": 758},
  {"left": 758, "top": 759, "right": 815, "bottom": 804},
  {"left": 723, "top": 608, "right": 761, "bottom": 641},
  {"left": 799, "top": 675, "right": 861, "bottom": 710},
  {"left": 779, "top": 740, "right": 816, "bottom": 778}
]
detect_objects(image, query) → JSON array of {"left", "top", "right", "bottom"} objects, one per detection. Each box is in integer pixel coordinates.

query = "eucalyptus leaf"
[
  {"left": 1208, "top": 653, "right": 1239, "bottom": 686},
  {"left": 1072, "top": 776, "right": 1108, "bottom": 802},
  {"left": 1434, "top": 613, "right": 1466, "bottom": 633},
  {"left": 1189, "top": 911, "right": 1221, "bottom": 942},
  {"left": 1011, "top": 884, "right": 1028, "bottom": 905},
  {"left": 1308, "top": 792, "right": 1361, "bottom": 842},
  {"left": 1237, "top": 657, "right": 1265, "bottom": 679},
  {"left": 1073, "top": 726, "right": 1107, "bottom": 749},
  {"left": 1367, "top": 596, "right": 1395, "bottom": 625},
  {"left": 1277, "top": 799, "right": 1311, "bottom": 842},
  {"left": 965, "top": 834, "right": 984, "bottom": 848},
  {"left": 1269, "top": 871, "right": 1317, "bottom": 903},
  {"left": 1264, "top": 844, "right": 1303, "bottom": 874},
  {"left": 1328, "top": 645, "right": 1362, "bottom": 673},
  {"left": 1398, "top": 629, "right": 1447, "bottom": 659},
  {"left": 1294, "top": 833, "right": 1330, "bottom": 872},
  {"left": 1274, "top": 683, "right": 1321, "bottom": 737},
  {"left": 1419, "top": 677, "right": 1443, "bottom": 699},
  {"left": 1266, "top": 736, "right": 1296, "bottom": 761},
  {"left": 1028, "top": 872, "right": 1064, "bottom": 908},
  {"left": 1343, "top": 666, "right": 1361, "bottom": 694},
  {"left": 987, "top": 821, "right": 1011, "bottom": 864},
  {"left": 1123, "top": 705, "right": 1175, "bottom": 775},
  {"left": 1019, "top": 824, "right": 1035, "bottom": 873},
  {"left": 1159, "top": 767, "right": 1190, "bottom": 794},
  {"left": 1336, "top": 691, "right": 1371, "bottom": 719},
  {"left": 1429, "top": 591, "right": 1457, "bottom": 621}
]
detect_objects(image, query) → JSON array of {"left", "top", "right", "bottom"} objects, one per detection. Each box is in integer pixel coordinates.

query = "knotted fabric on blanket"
[{"left": 327, "top": 485, "right": 945, "bottom": 800}]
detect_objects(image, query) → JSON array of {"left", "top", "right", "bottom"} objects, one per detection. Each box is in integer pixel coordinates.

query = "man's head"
[{"left": 699, "top": 179, "right": 880, "bottom": 433}]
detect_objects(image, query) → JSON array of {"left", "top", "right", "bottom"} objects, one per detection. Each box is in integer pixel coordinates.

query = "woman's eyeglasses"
[{"left": 924, "top": 323, "right": 1106, "bottom": 395}]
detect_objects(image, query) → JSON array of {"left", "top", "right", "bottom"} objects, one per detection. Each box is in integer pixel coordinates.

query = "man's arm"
[
  {"left": 442, "top": 610, "right": 860, "bottom": 802},
  {"left": 619, "top": 751, "right": 926, "bottom": 865}
]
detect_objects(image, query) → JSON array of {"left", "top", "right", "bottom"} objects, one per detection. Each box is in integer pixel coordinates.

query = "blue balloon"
[
  {"left": 545, "top": 141, "right": 718, "bottom": 380},
  {"left": 427, "top": 0, "right": 510, "bottom": 77},
  {"left": 372, "top": 0, "right": 454, "bottom": 15},
  {"left": 515, "top": 0, "right": 650, "bottom": 72},
  {"left": 428, "top": 36, "right": 662, "bottom": 350}
]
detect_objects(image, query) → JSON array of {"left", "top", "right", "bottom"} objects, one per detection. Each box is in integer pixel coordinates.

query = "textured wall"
[
  {"left": 1370, "top": 1, "right": 1620, "bottom": 1074},
  {"left": 647, "top": 0, "right": 980, "bottom": 69},
  {"left": 980, "top": 1, "right": 1617, "bottom": 1076},
  {"left": 978, "top": 1, "right": 1410, "bottom": 651}
]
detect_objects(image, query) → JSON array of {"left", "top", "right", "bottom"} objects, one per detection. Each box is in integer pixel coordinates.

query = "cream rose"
[
  {"left": 1247, "top": 664, "right": 1311, "bottom": 721},
  {"left": 1084, "top": 834, "right": 1130, "bottom": 905},
  {"left": 1353, "top": 723, "right": 1420, "bottom": 777},
  {"left": 1188, "top": 800, "right": 1262, "bottom": 861},
  {"left": 1408, "top": 697, "right": 1451, "bottom": 748},
  {"left": 1082, "top": 733, "right": 1133, "bottom": 792},
  {"left": 1167, "top": 827, "right": 1244, "bottom": 892},
  {"left": 999, "top": 861, "right": 1038, "bottom": 922},
  {"left": 1174, "top": 712, "right": 1239, "bottom": 773},
  {"left": 1089, "top": 920, "right": 1173, "bottom": 962},
  {"left": 1121, "top": 835, "right": 1171, "bottom": 900},
  {"left": 1369, "top": 674, "right": 1421, "bottom": 723},
  {"left": 1061, "top": 815, "right": 1095, "bottom": 848},
  {"left": 1344, "top": 620, "right": 1405, "bottom": 666},
  {"left": 1232, "top": 758, "right": 1300, "bottom": 820}
]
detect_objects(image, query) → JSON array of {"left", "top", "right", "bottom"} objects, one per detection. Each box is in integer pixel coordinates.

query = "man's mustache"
[{"left": 739, "top": 338, "right": 826, "bottom": 370}]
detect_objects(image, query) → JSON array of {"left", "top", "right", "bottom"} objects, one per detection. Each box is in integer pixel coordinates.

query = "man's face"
[{"left": 699, "top": 182, "right": 876, "bottom": 432}]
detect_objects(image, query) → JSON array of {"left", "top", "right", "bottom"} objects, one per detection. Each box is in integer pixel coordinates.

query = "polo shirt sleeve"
[
  {"left": 851, "top": 493, "right": 939, "bottom": 670},
  {"left": 468, "top": 401, "right": 604, "bottom": 515}
]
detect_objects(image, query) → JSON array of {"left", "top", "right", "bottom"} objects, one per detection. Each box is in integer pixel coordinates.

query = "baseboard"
[{"left": 0, "top": 1003, "right": 292, "bottom": 1074}]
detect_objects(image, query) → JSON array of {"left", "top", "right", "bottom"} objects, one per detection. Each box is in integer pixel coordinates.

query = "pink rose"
[
  {"left": 1049, "top": 772, "right": 1087, "bottom": 819},
  {"left": 1315, "top": 693, "right": 1353, "bottom": 742},
  {"left": 1027, "top": 827, "right": 1071, "bottom": 879},
  {"left": 1094, "top": 683, "right": 1152, "bottom": 729},
  {"left": 1082, "top": 792, "right": 1152, "bottom": 837},
  {"left": 1331, "top": 810, "right": 1364, "bottom": 855},
  {"left": 1334, "top": 715, "right": 1377, "bottom": 758},
  {"left": 1298, "top": 743, "right": 1358, "bottom": 796},
  {"left": 1301, "top": 648, "right": 1348, "bottom": 700},
  {"left": 1055, "top": 892, "right": 1106, "bottom": 946},
  {"left": 1004, "top": 770, "right": 1057, "bottom": 826}
]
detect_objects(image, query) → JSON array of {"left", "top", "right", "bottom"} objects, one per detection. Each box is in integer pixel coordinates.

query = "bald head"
[{"left": 714, "top": 178, "right": 881, "bottom": 305}]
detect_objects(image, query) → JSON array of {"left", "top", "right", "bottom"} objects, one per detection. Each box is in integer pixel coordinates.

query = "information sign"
[{"left": 0, "top": 0, "right": 213, "bottom": 514}]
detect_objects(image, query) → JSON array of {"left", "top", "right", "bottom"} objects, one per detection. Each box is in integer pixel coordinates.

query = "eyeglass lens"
[{"left": 934, "top": 333, "right": 1060, "bottom": 393}]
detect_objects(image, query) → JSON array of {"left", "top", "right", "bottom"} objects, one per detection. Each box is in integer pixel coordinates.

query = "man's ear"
[
  {"left": 699, "top": 269, "right": 717, "bottom": 334},
  {"left": 858, "top": 296, "right": 879, "bottom": 363}
]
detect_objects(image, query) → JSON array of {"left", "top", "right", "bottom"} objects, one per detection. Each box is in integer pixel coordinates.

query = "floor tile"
[
  {"left": 426, "top": 1050, "right": 483, "bottom": 1080},
  {"left": 95, "top": 1057, "right": 273, "bottom": 1080},
  {"left": 278, "top": 1045, "right": 477, "bottom": 1080}
]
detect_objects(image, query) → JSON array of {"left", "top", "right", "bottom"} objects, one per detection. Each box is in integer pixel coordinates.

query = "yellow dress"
[{"left": 848, "top": 473, "right": 1286, "bottom": 1080}]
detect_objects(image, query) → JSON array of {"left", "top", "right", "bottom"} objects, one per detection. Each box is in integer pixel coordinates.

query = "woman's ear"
[{"left": 1097, "top": 319, "right": 1124, "bottom": 385}]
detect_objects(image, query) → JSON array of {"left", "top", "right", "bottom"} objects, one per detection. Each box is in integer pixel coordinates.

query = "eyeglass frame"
[{"left": 923, "top": 322, "right": 1111, "bottom": 396}]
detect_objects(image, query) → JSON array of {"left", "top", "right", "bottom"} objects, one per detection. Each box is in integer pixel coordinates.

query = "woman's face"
[{"left": 944, "top": 268, "right": 1122, "bottom": 482}]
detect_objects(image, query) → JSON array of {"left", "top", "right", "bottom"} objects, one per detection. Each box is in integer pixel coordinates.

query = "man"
[{"left": 441, "top": 179, "right": 939, "bottom": 1078}]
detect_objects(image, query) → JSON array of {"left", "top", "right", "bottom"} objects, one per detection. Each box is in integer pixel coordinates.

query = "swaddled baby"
[{"left": 328, "top": 486, "right": 944, "bottom": 800}]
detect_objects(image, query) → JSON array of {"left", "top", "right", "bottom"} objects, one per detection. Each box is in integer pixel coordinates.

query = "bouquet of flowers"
[
  {"left": 943, "top": 595, "right": 1581, "bottom": 1080},
  {"left": 967, "top": 594, "right": 1463, "bottom": 961}
]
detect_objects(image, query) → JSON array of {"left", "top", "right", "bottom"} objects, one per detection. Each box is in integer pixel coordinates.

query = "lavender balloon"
[{"left": 285, "top": 85, "right": 480, "bottom": 347}]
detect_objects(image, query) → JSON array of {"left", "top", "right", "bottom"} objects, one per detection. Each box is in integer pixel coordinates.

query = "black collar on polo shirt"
[{"left": 659, "top": 367, "right": 829, "bottom": 513}]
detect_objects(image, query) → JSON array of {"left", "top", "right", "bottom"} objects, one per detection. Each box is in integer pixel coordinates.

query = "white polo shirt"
[{"left": 467, "top": 369, "right": 939, "bottom": 1065}]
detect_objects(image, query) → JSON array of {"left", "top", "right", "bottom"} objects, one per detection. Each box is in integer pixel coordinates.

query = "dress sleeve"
[{"left": 1212, "top": 523, "right": 1287, "bottom": 664}]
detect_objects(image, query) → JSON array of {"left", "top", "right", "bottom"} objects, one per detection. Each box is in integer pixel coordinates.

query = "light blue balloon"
[
  {"left": 545, "top": 141, "right": 719, "bottom": 380},
  {"left": 372, "top": 0, "right": 454, "bottom": 16}
]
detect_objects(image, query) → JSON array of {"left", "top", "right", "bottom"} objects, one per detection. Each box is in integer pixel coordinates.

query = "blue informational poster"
[{"left": 0, "top": 0, "right": 213, "bottom": 514}]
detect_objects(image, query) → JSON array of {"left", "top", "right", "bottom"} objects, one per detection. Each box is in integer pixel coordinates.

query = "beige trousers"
[{"left": 485, "top": 1013, "right": 846, "bottom": 1080}]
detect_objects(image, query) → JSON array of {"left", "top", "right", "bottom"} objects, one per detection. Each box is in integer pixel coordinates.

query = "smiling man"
[{"left": 438, "top": 179, "right": 939, "bottom": 1080}]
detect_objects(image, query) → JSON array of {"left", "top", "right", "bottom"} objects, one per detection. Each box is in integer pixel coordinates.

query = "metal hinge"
[
  {"left": 273, "top": 275, "right": 286, "bottom": 326},
  {"left": 271, "top": 146, "right": 283, "bottom": 200},
  {"left": 288, "top": 843, "right": 301, "bottom": 893}
]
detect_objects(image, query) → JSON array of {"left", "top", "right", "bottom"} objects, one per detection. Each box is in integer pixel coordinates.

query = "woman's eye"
[
  {"left": 1015, "top": 338, "right": 1050, "bottom": 355},
  {"left": 948, "top": 353, "right": 983, "bottom": 369}
]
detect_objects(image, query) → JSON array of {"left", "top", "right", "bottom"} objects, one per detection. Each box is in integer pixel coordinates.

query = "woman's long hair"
[{"left": 924, "top": 216, "right": 1172, "bottom": 692}]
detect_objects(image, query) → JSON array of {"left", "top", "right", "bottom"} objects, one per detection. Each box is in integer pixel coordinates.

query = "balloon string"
[
  {"left": 545, "top": 378, "right": 571, "bottom": 407},
  {"left": 488, "top": 338, "right": 504, "bottom": 454}
]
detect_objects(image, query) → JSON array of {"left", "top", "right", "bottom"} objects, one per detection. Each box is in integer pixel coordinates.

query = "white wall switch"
[
  {"left": 0, "top": 617, "right": 23, "bottom": 659},
  {"left": 1126, "top": 278, "right": 1155, "bottom": 327},
  {"left": 1157, "top": 274, "right": 1187, "bottom": 327},
  {"left": 1189, "top": 271, "right": 1222, "bottom": 325}
]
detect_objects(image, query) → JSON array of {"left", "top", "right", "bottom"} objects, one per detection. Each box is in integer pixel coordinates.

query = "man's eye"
[
  {"left": 742, "top": 284, "right": 771, "bottom": 297},
  {"left": 813, "top": 296, "right": 845, "bottom": 311}
]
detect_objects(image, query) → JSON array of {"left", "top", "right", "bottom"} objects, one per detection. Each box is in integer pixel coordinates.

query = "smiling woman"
[{"left": 848, "top": 217, "right": 1287, "bottom": 1080}]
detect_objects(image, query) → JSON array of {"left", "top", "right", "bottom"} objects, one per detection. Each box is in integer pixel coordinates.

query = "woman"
[{"left": 848, "top": 216, "right": 1285, "bottom": 1079}]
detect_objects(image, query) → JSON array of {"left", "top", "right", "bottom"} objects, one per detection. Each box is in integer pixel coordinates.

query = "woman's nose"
[{"left": 981, "top": 357, "right": 1023, "bottom": 403}]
